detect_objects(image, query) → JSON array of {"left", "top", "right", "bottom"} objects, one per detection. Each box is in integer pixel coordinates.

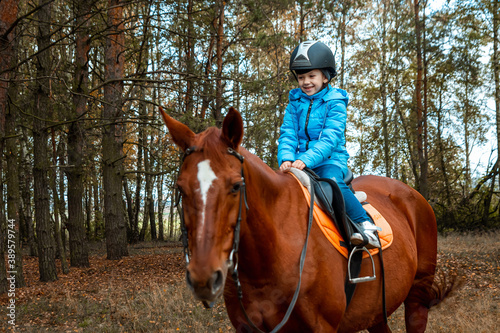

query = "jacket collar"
[{"left": 289, "top": 85, "right": 349, "bottom": 105}]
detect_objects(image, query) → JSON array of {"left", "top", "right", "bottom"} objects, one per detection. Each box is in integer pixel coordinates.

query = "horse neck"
[{"left": 238, "top": 149, "right": 308, "bottom": 275}]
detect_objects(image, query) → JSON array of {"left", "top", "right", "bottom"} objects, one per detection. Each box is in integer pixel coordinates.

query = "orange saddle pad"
[{"left": 289, "top": 172, "right": 393, "bottom": 259}]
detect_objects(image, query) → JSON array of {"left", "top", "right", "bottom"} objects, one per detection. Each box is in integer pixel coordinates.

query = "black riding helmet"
[{"left": 289, "top": 41, "right": 337, "bottom": 82}]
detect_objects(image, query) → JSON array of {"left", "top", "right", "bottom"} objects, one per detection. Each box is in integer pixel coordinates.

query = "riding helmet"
[{"left": 289, "top": 40, "right": 337, "bottom": 81}]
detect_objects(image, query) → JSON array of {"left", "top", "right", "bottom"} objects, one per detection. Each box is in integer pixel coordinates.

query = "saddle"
[{"left": 290, "top": 167, "right": 358, "bottom": 249}]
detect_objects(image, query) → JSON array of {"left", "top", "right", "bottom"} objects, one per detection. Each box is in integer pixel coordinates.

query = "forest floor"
[{"left": 0, "top": 232, "right": 498, "bottom": 332}]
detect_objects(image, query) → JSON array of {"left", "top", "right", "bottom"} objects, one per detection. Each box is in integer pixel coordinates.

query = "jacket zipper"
[{"left": 304, "top": 99, "right": 313, "bottom": 150}]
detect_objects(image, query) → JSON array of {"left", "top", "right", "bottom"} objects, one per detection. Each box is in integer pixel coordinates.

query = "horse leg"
[
  {"left": 404, "top": 300, "right": 429, "bottom": 333},
  {"left": 367, "top": 322, "right": 392, "bottom": 333}
]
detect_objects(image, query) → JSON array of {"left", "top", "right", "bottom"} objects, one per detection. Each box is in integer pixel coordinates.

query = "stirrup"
[{"left": 348, "top": 246, "right": 377, "bottom": 284}]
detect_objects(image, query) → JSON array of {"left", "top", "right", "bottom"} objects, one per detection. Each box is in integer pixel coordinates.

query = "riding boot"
[{"left": 350, "top": 221, "right": 381, "bottom": 249}]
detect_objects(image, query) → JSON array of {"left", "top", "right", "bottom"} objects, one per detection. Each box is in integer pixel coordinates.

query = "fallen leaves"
[{"left": 0, "top": 243, "right": 185, "bottom": 307}]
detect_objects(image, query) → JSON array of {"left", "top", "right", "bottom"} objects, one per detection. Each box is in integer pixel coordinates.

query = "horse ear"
[
  {"left": 222, "top": 107, "right": 244, "bottom": 149},
  {"left": 159, "top": 106, "right": 195, "bottom": 152}
]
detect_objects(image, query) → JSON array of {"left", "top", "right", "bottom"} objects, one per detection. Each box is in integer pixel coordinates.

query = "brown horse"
[{"left": 160, "top": 107, "right": 451, "bottom": 332}]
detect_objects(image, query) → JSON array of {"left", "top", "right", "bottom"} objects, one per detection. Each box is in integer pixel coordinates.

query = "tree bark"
[
  {"left": 57, "top": 140, "right": 69, "bottom": 251},
  {"left": 381, "top": 0, "right": 390, "bottom": 177},
  {"left": 493, "top": 0, "right": 500, "bottom": 191},
  {"left": 168, "top": 189, "right": 175, "bottom": 240},
  {"left": 0, "top": 0, "right": 21, "bottom": 292},
  {"left": 131, "top": 135, "right": 142, "bottom": 243},
  {"left": 50, "top": 131, "right": 69, "bottom": 275},
  {"left": 185, "top": 0, "right": 194, "bottom": 116},
  {"left": 123, "top": 179, "right": 134, "bottom": 242},
  {"left": 414, "top": 0, "right": 428, "bottom": 199},
  {"left": 34, "top": 0, "right": 57, "bottom": 281},
  {"left": 19, "top": 127, "right": 37, "bottom": 256},
  {"left": 340, "top": 3, "right": 347, "bottom": 89},
  {"left": 144, "top": 145, "right": 156, "bottom": 241},
  {"left": 6, "top": 89, "right": 25, "bottom": 288},
  {"left": 93, "top": 170, "right": 103, "bottom": 240},
  {"left": 66, "top": 0, "right": 90, "bottom": 267},
  {"left": 214, "top": 0, "right": 225, "bottom": 126},
  {"left": 103, "top": 0, "right": 128, "bottom": 259}
]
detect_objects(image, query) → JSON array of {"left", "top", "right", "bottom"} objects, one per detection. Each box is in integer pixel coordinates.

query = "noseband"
[{"left": 176, "top": 146, "right": 314, "bottom": 333}]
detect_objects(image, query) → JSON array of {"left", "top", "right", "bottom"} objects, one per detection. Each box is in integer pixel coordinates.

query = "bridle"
[
  {"left": 175, "top": 146, "right": 247, "bottom": 270},
  {"left": 176, "top": 146, "right": 315, "bottom": 333}
]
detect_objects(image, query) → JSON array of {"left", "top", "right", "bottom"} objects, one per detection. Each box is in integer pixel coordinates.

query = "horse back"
[{"left": 353, "top": 175, "right": 437, "bottom": 246}]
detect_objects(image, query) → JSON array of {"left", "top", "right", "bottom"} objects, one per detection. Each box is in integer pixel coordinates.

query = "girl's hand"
[
  {"left": 291, "top": 160, "right": 306, "bottom": 170},
  {"left": 279, "top": 161, "right": 292, "bottom": 172}
]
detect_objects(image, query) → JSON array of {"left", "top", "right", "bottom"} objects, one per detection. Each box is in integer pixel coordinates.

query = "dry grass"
[
  {"left": 7, "top": 281, "right": 230, "bottom": 332},
  {"left": 1, "top": 232, "right": 498, "bottom": 332},
  {"left": 366, "top": 231, "right": 500, "bottom": 332}
]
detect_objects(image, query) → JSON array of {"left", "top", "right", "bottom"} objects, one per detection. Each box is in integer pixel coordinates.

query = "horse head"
[{"left": 160, "top": 107, "right": 245, "bottom": 303}]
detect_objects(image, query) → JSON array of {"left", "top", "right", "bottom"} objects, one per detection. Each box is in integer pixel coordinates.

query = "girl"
[{"left": 278, "top": 40, "right": 380, "bottom": 249}]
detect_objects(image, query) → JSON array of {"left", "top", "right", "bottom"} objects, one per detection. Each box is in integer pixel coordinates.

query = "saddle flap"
[{"left": 289, "top": 168, "right": 352, "bottom": 245}]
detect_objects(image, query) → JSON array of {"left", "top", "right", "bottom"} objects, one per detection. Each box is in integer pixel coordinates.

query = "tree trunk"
[
  {"left": 199, "top": 33, "right": 215, "bottom": 120},
  {"left": 93, "top": 171, "right": 102, "bottom": 240},
  {"left": 392, "top": 0, "right": 407, "bottom": 182},
  {"left": 103, "top": 0, "right": 128, "bottom": 260},
  {"left": 34, "top": 0, "right": 57, "bottom": 282},
  {"left": 66, "top": 0, "right": 91, "bottom": 267},
  {"left": 380, "top": 0, "right": 390, "bottom": 177},
  {"left": 493, "top": 0, "right": 500, "bottom": 191},
  {"left": 5, "top": 86, "right": 25, "bottom": 287},
  {"left": 20, "top": 127, "right": 37, "bottom": 256},
  {"left": 422, "top": 6, "right": 429, "bottom": 195},
  {"left": 57, "top": 140, "right": 69, "bottom": 251},
  {"left": 85, "top": 185, "right": 92, "bottom": 237},
  {"left": 139, "top": 192, "right": 149, "bottom": 241},
  {"left": 436, "top": 79, "right": 453, "bottom": 208},
  {"left": 185, "top": 0, "right": 194, "bottom": 116},
  {"left": 131, "top": 90, "right": 144, "bottom": 243},
  {"left": 123, "top": 179, "right": 134, "bottom": 242},
  {"left": 340, "top": 4, "right": 347, "bottom": 89},
  {"left": 157, "top": 172, "right": 165, "bottom": 241},
  {"left": 414, "top": 0, "right": 428, "bottom": 199},
  {"left": 144, "top": 147, "right": 156, "bottom": 241},
  {"left": 169, "top": 189, "right": 175, "bottom": 240},
  {"left": 50, "top": 131, "right": 69, "bottom": 275},
  {"left": 214, "top": 0, "right": 225, "bottom": 126},
  {"left": 149, "top": 187, "right": 156, "bottom": 240},
  {"left": 0, "top": 0, "right": 21, "bottom": 293}
]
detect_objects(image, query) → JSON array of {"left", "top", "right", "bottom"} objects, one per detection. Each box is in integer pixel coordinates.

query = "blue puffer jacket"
[{"left": 278, "top": 85, "right": 349, "bottom": 173}]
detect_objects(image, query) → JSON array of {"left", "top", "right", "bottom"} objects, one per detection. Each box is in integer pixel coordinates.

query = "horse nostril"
[{"left": 210, "top": 269, "right": 224, "bottom": 293}]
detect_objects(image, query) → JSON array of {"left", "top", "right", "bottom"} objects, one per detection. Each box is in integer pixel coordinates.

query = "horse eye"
[{"left": 231, "top": 183, "right": 241, "bottom": 194}]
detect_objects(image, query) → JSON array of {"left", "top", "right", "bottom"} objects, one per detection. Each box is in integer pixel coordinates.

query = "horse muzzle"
[{"left": 185, "top": 266, "right": 227, "bottom": 302}]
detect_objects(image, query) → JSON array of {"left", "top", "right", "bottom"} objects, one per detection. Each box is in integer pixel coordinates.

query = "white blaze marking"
[{"left": 197, "top": 160, "right": 217, "bottom": 232}]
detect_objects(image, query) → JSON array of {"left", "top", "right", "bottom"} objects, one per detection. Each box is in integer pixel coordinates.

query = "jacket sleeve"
[
  {"left": 277, "top": 103, "right": 299, "bottom": 166},
  {"left": 298, "top": 100, "right": 347, "bottom": 168}
]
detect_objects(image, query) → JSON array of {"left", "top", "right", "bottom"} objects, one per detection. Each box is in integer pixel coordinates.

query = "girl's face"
[{"left": 297, "top": 69, "right": 328, "bottom": 96}]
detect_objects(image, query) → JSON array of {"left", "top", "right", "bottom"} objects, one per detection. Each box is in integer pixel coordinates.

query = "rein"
[{"left": 176, "top": 146, "right": 315, "bottom": 332}]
